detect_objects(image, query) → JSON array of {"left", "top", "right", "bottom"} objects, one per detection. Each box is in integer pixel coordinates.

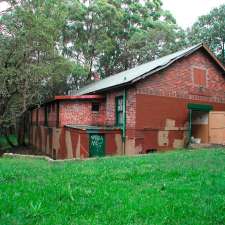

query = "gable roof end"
[{"left": 74, "top": 43, "right": 225, "bottom": 95}]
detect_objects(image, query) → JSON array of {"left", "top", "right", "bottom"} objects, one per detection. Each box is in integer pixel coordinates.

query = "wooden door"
[
  {"left": 89, "top": 134, "right": 105, "bottom": 157},
  {"left": 209, "top": 111, "right": 225, "bottom": 144}
]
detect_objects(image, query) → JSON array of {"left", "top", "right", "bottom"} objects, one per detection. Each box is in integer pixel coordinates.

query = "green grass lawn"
[{"left": 0, "top": 149, "right": 225, "bottom": 225}]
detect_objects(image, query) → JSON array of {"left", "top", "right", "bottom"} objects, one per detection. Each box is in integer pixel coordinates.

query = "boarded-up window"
[{"left": 193, "top": 68, "right": 206, "bottom": 86}]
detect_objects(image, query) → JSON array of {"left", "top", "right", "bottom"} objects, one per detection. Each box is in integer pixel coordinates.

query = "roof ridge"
[{"left": 73, "top": 43, "right": 224, "bottom": 95}]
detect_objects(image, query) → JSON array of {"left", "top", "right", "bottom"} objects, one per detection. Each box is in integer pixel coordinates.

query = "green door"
[{"left": 89, "top": 134, "right": 105, "bottom": 157}]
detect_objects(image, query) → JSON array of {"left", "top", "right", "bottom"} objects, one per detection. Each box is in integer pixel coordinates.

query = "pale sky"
[
  {"left": 162, "top": 0, "right": 225, "bottom": 28},
  {"left": 0, "top": 1, "right": 9, "bottom": 16},
  {"left": 0, "top": 0, "right": 225, "bottom": 29}
]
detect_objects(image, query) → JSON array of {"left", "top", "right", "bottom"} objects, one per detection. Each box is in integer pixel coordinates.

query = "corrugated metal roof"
[{"left": 73, "top": 43, "right": 217, "bottom": 95}]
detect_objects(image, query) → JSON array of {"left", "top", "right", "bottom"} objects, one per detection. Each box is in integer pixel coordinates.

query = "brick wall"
[
  {"left": 105, "top": 49, "right": 225, "bottom": 136},
  {"left": 31, "top": 104, "right": 57, "bottom": 127},
  {"left": 135, "top": 49, "right": 225, "bottom": 103},
  {"left": 126, "top": 88, "right": 137, "bottom": 129},
  {"left": 106, "top": 90, "right": 123, "bottom": 126},
  {"left": 60, "top": 101, "right": 106, "bottom": 127},
  {"left": 47, "top": 103, "right": 57, "bottom": 127},
  {"left": 135, "top": 94, "right": 225, "bottom": 152},
  {"left": 38, "top": 107, "right": 45, "bottom": 126},
  {"left": 28, "top": 48, "right": 225, "bottom": 156},
  {"left": 105, "top": 88, "right": 136, "bottom": 130},
  {"left": 132, "top": 49, "right": 225, "bottom": 152}
]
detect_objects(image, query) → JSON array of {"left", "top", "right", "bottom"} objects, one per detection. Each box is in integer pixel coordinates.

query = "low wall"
[{"left": 29, "top": 125, "right": 123, "bottom": 159}]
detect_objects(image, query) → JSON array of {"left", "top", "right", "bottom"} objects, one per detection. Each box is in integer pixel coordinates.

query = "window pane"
[
  {"left": 116, "top": 96, "right": 123, "bottom": 126},
  {"left": 118, "top": 98, "right": 123, "bottom": 111},
  {"left": 118, "top": 112, "right": 123, "bottom": 125}
]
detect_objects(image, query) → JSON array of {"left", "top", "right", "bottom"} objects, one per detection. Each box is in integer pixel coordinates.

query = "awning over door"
[{"left": 187, "top": 103, "right": 213, "bottom": 111}]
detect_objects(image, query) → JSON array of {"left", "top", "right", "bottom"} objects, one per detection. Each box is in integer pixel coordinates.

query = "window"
[
  {"left": 193, "top": 68, "right": 206, "bottom": 87},
  {"left": 116, "top": 96, "right": 123, "bottom": 126},
  {"left": 92, "top": 102, "right": 100, "bottom": 112}
]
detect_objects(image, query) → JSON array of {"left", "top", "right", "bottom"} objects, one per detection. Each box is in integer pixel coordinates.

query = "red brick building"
[{"left": 27, "top": 43, "right": 225, "bottom": 159}]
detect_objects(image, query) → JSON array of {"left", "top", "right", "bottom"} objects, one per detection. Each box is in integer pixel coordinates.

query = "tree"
[
  {"left": 0, "top": 0, "right": 73, "bottom": 133},
  {"left": 188, "top": 4, "right": 225, "bottom": 65},
  {"left": 62, "top": 0, "right": 186, "bottom": 79},
  {"left": 0, "top": 0, "right": 188, "bottom": 147}
]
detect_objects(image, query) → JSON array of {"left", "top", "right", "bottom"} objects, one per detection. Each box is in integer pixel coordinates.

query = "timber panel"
[{"left": 209, "top": 111, "right": 225, "bottom": 144}]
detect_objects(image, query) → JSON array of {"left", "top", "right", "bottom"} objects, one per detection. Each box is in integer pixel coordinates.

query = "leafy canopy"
[{"left": 188, "top": 4, "right": 225, "bottom": 64}]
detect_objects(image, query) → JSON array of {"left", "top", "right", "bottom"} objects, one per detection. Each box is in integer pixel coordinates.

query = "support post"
[
  {"left": 36, "top": 108, "right": 39, "bottom": 127},
  {"left": 44, "top": 105, "right": 48, "bottom": 127},
  {"left": 56, "top": 101, "right": 60, "bottom": 128},
  {"left": 188, "top": 109, "right": 192, "bottom": 144},
  {"left": 122, "top": 89, "right": 127, "bottom": 155}
]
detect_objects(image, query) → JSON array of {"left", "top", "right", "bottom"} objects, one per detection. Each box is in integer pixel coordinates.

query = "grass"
[
  {"left": 0, "top": 149, "right": 225, "bottom": 225},
  {"left": 0, "top": 135, "right": 18, "bottom": 150}
]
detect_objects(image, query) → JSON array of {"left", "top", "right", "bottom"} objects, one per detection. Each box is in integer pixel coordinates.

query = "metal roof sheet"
[{"left": 73, "top": 43, "right": 223, "bottom": 95}]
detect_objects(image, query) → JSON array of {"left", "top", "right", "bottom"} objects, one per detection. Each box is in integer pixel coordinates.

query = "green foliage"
[
  {"left": 1, "top": 0, "right": 187, "bottom": 128},
  {"left": 4, "top": 0, "right": 224, "bottom": 130},
  {"left": 188, "top": 4, "right": 225, "bottom": 64},
  {"left": 63, "top": 0, "right": 186, "bottom": 78},
  {"left": 0, "top": 149, "right": 225, "bottom": 224},
  {"left": 0, "top": 0, "right": 74, "bottom": 127}
]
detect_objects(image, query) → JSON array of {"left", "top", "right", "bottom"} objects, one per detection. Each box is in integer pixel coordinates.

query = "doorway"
[
  {"left": 191, "top": 111, "right": 209, "bottom": 143},
  {"left": 188, "top": 103, "right": 213, "bottom": 144},
  {"left": 89, "top": 134, "right": 105, "bottom": 157}
]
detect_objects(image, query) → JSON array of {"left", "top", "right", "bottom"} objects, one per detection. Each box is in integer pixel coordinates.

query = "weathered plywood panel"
[{"left": 209, "top": 111, "right": 225, "bottom": 144}]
